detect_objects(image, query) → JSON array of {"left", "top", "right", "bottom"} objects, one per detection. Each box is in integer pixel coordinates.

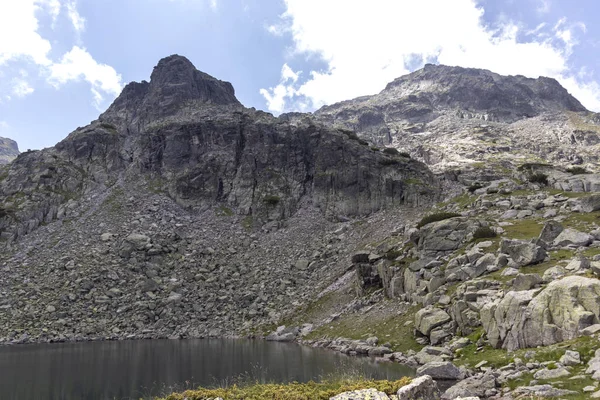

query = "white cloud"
[
  {"left": 12, "top": 79, "right": 35, "bottom": 97},
  {"left": 0, "top": 121, "right": 8, "bottom": 129},
  {"left": 259, "top": 64, "right": 301, "bottom": 113},
  {"left": 0, "top": 0, "right": 52, "bottom": 66},
  {"left": 262, "top": 0, "right": 600, "bottom": 112},
  {"left": 0, "top": 1, "right": 122, "bottom": 107},
  {"left": 66, "top": 0, "right": 85, "bottom": 33},
  {"left": 48, "top": 46, "right": 123, "bottom": 108}
]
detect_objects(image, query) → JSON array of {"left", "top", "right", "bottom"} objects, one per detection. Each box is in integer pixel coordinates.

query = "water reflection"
[{"left": 0, "top": 339, "right": 413, "bottom": 400}]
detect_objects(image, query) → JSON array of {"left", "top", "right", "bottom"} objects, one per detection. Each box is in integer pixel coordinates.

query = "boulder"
[
  {"left": 441, "top": 372, "right": 496, "bottom": 400},
  {"left": 124, "top": 233, "right": 150, "bottom": 250},
  {"left": 512, "top": 273, "right": 542, "bottom": 291},
  {"left": 415, "top": 308, "right": 452, "bottom": 336},
  {"left": 538, "top": 220, "right": 564, "bottom": 244},
  {"left": 581, "top": 194, "right": 600, "bottom": 212},
  {"left": 553, "top": 229, "right": 593, "bottom": 247},
  {"left": 533, "top": 367, "right": 570, "bottom": 380},
  {"left": 542, "top": 266, "right": 566, "bottom": 282},
  {"left": 483, "top": 276, "right": 600, "bottom": 350},
  {"left": 416, "top": 218, "right": 482, "bottom": 255},
  {"left": 559, "top": 350, "right": 581, "bottom": 366},
  {"left": 397, "top": 375, "right": 440, "bottom": 400},
  {"left": 512, "top": 385, "right": 577, "bottom": 398},
  {"left": 330, "top": 388, "right": 390, "bottom": 400},
  {"left": 500, "top": 239, "right": 546, "bottom": 267},
  {"left": 417, "top": 361, "right": 463, "bottom": 380}
]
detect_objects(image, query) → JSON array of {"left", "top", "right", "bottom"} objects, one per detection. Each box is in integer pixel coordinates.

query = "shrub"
[
  {"left": 417, "top": 212, "right": 461, "bottom": 228},
  {"left": 263, "top": 195, "right": 281, "bottom": 206},
  {"left": 468, "top": 183, "right": 484, "bottom": 193},
  {"left": 398, "top": 152, "right": 411, "bottom": 158},
  {"left": 385, "top": 249, "right": 403, "bottom": 260},
  {"left": 473, "top": 226, "right": 497, "bottom": 240},
  {"left": 383, "top": 147, "right": 399, "bottom": 156},
  {"left": 547, "top": 362, "right": 557, "bottom": 370},
  {"left": 517, "top": 162, "right": 551, "bottom": 171},
  {"left": 528, "top": 172, "right": 548, "bottom": 185},
  {"left": 566, "top": 166, "right": 589, "bottom": 175}
]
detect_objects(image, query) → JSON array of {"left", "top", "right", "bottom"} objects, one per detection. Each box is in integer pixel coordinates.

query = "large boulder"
[
  {"left": 397, "top": 375, "right": 440, "bottom": 400},
  {"left": 553, "top": 229, "right": 593, "bottom": 247},
  {"left": 416, "top": 218, "right": 482, "bottom": 255},
  {"left": 415, "top": 307, "right": 452, "bottom": 337},
  {"left": 417, "top": 361, "right": 463, "bottom": 380},
  {"left": 538, "top": 220, "right": 564, "bottom": 244},
  {"left": 124, "top": 233, "right": 150, "bottom": 250},
  {"left": 441, "top": 372, "right": 496, "bottom": 400},
  {"left": 581, "top": 194, "right": 600, "bottom": 212},
  {"left": 482, "top": 276, "right": 600, "bottom": 350},
  {"left": 499, "top": 239, "right": 546, "bottom": 267}
]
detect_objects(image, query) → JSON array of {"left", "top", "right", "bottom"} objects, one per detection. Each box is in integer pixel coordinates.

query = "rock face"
[
  {"left": 0, "top": 137, "right": 19, "bottom": 164},
  {"left": 397, "top": 375, "right": 440, "bottom": 400},
  {"left": 311, "top": 63, "right": 600, "bottom": 172},
  {"left": 0, "top": 55, "right": 439, "bottom": 343},
  {"left": 482, "top": 276, "right": 600, "bottom": 350}
]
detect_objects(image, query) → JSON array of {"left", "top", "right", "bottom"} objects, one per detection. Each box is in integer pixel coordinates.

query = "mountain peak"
[
  {"left": 0, "top": 137, "right": 19, "bottom": 165},
  {"left": 101, "top": 54, "right": 241, "bottom": 127}
]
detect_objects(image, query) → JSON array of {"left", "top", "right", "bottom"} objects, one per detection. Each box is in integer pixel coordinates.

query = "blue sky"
[{"left": 1, "top": 0, "right": 600, "bottom": 151}]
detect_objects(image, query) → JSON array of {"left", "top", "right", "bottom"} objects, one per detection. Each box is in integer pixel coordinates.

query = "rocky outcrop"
[
  {"left": 397, "top": 375, "right": 440, "bottom": 400},
  {"left": 414, "top": 218, "right": 482, "bottom": 256},
  {"left": 482, "top": 276, "right": 600, "bottom": 350},
  {"left": 0, "top": 137, "right": 19, "bottom": 164}
]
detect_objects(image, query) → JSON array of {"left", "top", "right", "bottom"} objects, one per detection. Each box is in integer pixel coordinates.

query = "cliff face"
[
  {"left": 313, "top": 64, "right": 599, "bottom": 173},
  {"left": 0, "top": 137, "right": 19, "bottom": 165}
]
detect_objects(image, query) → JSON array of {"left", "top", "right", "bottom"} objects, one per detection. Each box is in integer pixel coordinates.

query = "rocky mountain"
[
  {"left": 0, "top": 137, "right": 19, "bottom": 164},
  {"left": 313, "top": 64, "right": 600, "bottom": 174},
  {"left": 0, "top": 55, "right": 437, "bottom": 343},
  {"left": 6, "top": 56, "right": 600, "bottom": 399}
]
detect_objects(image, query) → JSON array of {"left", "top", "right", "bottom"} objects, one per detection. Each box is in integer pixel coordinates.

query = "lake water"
[{"left": 0, "top": 339, "right": 413, "bottom": 400}]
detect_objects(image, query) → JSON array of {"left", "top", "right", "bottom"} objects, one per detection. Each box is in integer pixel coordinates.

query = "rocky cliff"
[
  {"left": 0, "top": 137, "right": 19, "bottom": 165},
  {"left": 0, "top": 55, "right": 438, "bottom": 343},
  {"left": 313, "top": 64, "right": 600, "bottom": 173}
]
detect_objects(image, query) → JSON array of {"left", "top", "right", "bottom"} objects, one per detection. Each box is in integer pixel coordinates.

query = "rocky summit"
[
  {"left": 0, "top": 137, "right": 19, "bottom": 165},
  {"left": 5, "top": 55, "right": 600, "bottom": 399}
]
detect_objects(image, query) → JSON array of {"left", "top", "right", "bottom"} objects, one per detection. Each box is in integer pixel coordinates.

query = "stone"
[
  {"left": 417, "top": 361, "right": 463, "bottom": 380},
  {"left": 46, "top": 305, "right": 56, "bottom": 313},
  {"left": 560, "top": 350, "right": 581, "bottom": 366},
  {"left": 397, "top": 375, "right": 440, "bottom": 400},
  {"left": 351, "top": 251, "right": 370, "bottom": 264},
  {"left": 533, "top": 367, "right": 570, "bottom": 380},
  {"left": 565, "top": 257, "right": 590, "bottom": 271},
  {"left": 441, "top": 372, "right": 496, "bottom": 400},
  {"left": 581, "top": 194, "right": 600, "bottom": 212},
  {"left": 512, "top": 273, "right": 542, "bottom": 291},
  {"left": 542, "top": 265, "right": 566, "bottom": 282},
  {"left": 294, "top": 259, "right": 310, "bottom": 270},
  {"left": 500, "top": 239, "right": 546, "bottom": 267},
  {"left": 538, "top": 220, "right": 564, "bottom": 244},
  {"left": 415, "top": 308, "right": 452, "bottom": 337},
  {"left": 582, "top": 324, "right": 600, "bottom": 336},
  {"left": 330, "top": 388, "right": 390, "bottom": 400},
  {"left": 416, "top": 218, "right": 482, "bottom": 255},
  {"left": 483, "top": 276, "right": 600, "bottom": 350},
  {"left": 512, "top": 385, "right": 577, "bottom": 397},
  {"left": 553, "top": 228, "right": 593, "bottom": 247},
  {"left": 125, "top": 233, "right": 150, "bottom": 250},
  {"left": 100, "top": 232, "right": 113, "bottom": 242}
]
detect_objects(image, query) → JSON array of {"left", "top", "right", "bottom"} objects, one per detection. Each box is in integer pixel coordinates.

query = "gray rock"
[
  {"left": 330, "top": 388, "right": 390, "bottom": 400},
  {"left": 417, "top": 361, "right": 463, "bottom": 380},
  {"left": 581, "top": 194, "right": 600, "bottom": 212},
  {"left": 442, "top": 372, "right": 496, "bottom": 400},
  {"left": 542, "top": 266, "right": 566, "bottom": 282},
  {"left": 533, "top": 367, "right": 570, "bottom": 380},
  {"left": 500, "top": 239, "right": 546, "bottom": 267},
  {"left": 553, "top": 228, "right": 593, "bottom": 247},
  {"left": 397, "top": 375, "right": 440, "bottom": 400},
  {"left": 415, "top": 308, "right": 452, "bottom": 337},
  {"left": 512, "top": 273, "right": 542, "bottom": 291},
  {"left": 559, "top": 350, "right": 581, "bottom": 366},
  {"left": 538, "top": 220, "right": 564, "bottom": 244}
]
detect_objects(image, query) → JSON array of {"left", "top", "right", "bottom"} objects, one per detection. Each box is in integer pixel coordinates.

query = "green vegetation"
[
  {"left": 305, "top": 303, "right": 423, "bottom": 353},
  {"left": 398, "top": 152, "right": 411, "bottom": 158},
  {"left": 99, "top": 122, "right": 118, "bottom": 133},
  {"left": 263, "top": 195, "right": 281, "bottom": 206},
  {"left": 566, "top": 166, "right": 590, "bottom": 175},
  {"left": 501, "top": 219, "right": 544, "bottom": 240},
  {"left": 242, "top": 215, "right": 254, "bottom": 231},
  {"left": 217, "top": 205, "right": 234, "bottom": 216},
  {"left": 517, "top": 162, "right": 552, "bottom": 171},
  {"left": 472, "top": 226, "right": 497, "bottom": 240},
  {"left": 416, "top": 212, "right": 461, "bottom": 228},
  {"left": 161, "top": 378, "right": 411, "bottom": 400},
  {"left": 527, "top": 172, "right": 548, "bottom": 185}
]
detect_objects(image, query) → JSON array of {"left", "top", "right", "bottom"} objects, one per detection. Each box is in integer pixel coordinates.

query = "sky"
[{"left": 1, "top": 0, "right": 600, "bottom": 151}]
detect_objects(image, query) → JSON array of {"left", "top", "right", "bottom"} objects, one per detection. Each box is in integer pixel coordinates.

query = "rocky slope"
[
  {"left": 312, "top": 64, "right": 600, "bottom": 174},
  {"left": 0, "top": 55, "right": 437, "bottom": 344},
  {"left": 0, "top": 137, "right": 19, "bottom": 164}
]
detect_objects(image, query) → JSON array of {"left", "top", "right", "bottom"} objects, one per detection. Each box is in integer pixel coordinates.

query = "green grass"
[
  {"left": 416, "top": 212, "right": 461, "bottom": 228},
  {"left": 501, "top": 219, "right": 544, "bottom": 240},
  {"left": 160, "top": 378, "right": 412, "bottom": 400},
  {"left": 217, "top": 205, "right": 234, "bottom": 216},
  {"left": 562, "top": 211, "right": 600, "bottom": 231},
  {"left": 304, "top": 303, "right": 423, "bottom": 353}
]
